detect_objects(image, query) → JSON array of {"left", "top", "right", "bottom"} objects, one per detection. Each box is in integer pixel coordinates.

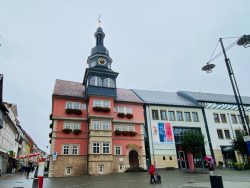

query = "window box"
[
  {"left": 49, "top": 114, "right": 52, "bottom": 120},
  {"left": 117, "top": 112, "right": 125, "bottom": 118},
  {"left": 114, "top": 130, "right": 122, "bottom": 136},
  {"left": 126, "top": 113, "right": 133, "bottom": 119},
  {"left": 50, "top": 123, "right": 53, "bottom": 129},
  {"left": 62, "top": 128, "right": 72, "bottom": 133},
  {"left": 128, "top": 131, "right": 137, "bottom": 136},
  {"left": 65, "top": 108, "right": 82, "bottom": 115},
  {"left": 93, "top": 106, "right": 111, "bottom": 112},
  {"left": 73, "top": 129, "right": 82, "bottom": 134},
  {"left": 49, "top": 132, "right": 52, "bottom": 138},
  {"left": 49, "top": 139, "right": 51, "bottom": 144}
]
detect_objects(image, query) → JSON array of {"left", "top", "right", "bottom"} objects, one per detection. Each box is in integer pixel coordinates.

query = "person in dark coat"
[{"left": 26, "top": 166, "right": 31, "bottom": 179}]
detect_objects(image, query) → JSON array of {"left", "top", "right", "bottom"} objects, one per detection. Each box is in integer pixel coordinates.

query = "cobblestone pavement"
[{"left": 0, "top": 169, "right": 250, "bottom": 188}]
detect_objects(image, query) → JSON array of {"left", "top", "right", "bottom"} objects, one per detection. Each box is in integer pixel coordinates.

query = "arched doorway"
[{"left": 129, "top": 150, "right": 139, "bottom": 168}]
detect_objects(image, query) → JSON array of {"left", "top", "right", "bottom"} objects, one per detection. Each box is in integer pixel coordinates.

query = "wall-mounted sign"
[{"left": 151, "top": 122, "right": 174, "bottom": 144}]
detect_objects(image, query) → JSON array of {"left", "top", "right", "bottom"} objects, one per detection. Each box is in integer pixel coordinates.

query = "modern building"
[
  {"left": 133, "top": 90, "right": 211, "bottom": 170},
  {"left": 179, "top": 91, "right": 250, "bottom": 167},
  {"left": 49, "top": 27, "right": 146, "bottom": 177}
]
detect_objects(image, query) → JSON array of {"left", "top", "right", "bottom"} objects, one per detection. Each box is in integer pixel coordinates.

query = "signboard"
[
  {"left": 52, "top": 151, "right": 57, "bottom": 161},
  {"left": 151, "top": 122, "right": 174, "bottom": 144},
  {"left": 243, "top": 136, "right": 250, "bottom": 142}
]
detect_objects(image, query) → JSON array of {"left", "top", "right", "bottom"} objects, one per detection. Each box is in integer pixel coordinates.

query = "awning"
[{"left": 221, "top": 146, "right": 233, "bottom": 152}]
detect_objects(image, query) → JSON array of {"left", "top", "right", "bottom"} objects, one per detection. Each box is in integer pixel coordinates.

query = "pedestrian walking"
[
  {"left": 26, "top": 166, "right": 31, "bottom": 179},
  {"left": 149, "top": 165, "right": 156, "bottom": 184},
  {"left": 207, "top": 158, "right": 215, "bottom": 175}
]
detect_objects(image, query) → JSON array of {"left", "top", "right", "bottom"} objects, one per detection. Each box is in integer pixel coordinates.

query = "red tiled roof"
[
  {"left": 53, "top": 79, "right": 85, "bottom": 97},
  {"left": 53, "top": 79, "right": 143, "bottom": 103}
]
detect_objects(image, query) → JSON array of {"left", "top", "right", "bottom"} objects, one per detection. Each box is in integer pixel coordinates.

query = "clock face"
[{"left": 98, "top": 57, "right": 106, "bottom": 65}]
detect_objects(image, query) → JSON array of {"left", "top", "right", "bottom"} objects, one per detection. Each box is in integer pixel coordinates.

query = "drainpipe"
[{"left": 147, "top": 105, "right": 156, "bottom": 167}]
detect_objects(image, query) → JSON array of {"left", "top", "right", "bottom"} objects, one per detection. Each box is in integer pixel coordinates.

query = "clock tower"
[{"left": 83, "top": 27, "right": 119, "bottom": 98}]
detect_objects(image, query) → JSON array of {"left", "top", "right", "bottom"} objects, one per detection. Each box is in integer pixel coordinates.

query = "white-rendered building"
[
  {"left": 179, "top": 91, "right": 250, "bottom": 166},
  {"left": 133, "top": 90, "right": 211, "bottom": 169}
]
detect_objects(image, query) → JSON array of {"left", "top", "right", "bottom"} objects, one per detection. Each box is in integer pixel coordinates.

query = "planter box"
[
  {"left": 93, "top": 106, "right": 111, "bottom": 112},
  {"left": 62, "top": 128, "right": 72, "bottom": 133},
  {"left": 126, "top": 113, "right": 133, "bottom": 119},
  {"left": 73, "top": 129, "right": 82, "bottom": 134},
  {"left": 49, "top": 114, "right": 52, "bottom": 120},
  {"left": 49, "top": 132, "right": 52, "bottom": 138},
  {"left": 114, "top": 130, "right": 122, "bottom": 136},
  {"left": 118, "top": 112, "right": 125, "bottom": 118},
  {"left": 65, "top": 108, "right": 82, "bottom": 115},
  {"left": 50, "top": 123, "right": 53, "bottom": 129}
]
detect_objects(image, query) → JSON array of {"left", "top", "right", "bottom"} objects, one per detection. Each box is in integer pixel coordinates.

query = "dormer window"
[
  {"left": 90, "top": 76, "right": 102, "bottom": 86},
  {"left": 103, "top": 78, "right": 115, "bottom": 88}
]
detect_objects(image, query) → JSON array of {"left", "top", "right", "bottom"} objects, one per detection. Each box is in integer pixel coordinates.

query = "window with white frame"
[
  {"left": 168, "top": 111, "right": 175, "bottom": 121},
  {"left": 221, "top": 114, "right": 227, "bottom": 123},
  {"left": 103, "top": 78, "right": 115, "bottom": 88},
  {"left": 115, "top": 146, "right": 121, "bottom": 155},
  {"left": 90, "top": 76, "right": 102, "bottom": 86},
  {"left": 224, "top": 130, "right": 231, "bottom": 139},
  {"left": 63, "top": 145, "right": 70, "bottom": 155},
  {"left": 64, "top": 122, "right": 81, "bottom": 130},
  {"left": 65, "top": 167, "right": 72, "bottom": 175},
  {"left": 152, "top": 110, "right": 159, "bottom": 120},
  {"left": 66, "top": 101, "right": 81, "bottom": 109},
  {"left": 160, "top": 110, "right": 167, "bottom": 120},
  {"left": 103, "top": 121, "right": 111, "bottom": 130},
  {"left": 102, "top": 143, "right": 110, "bottom": 154},
  {"left": 116, "top": 106, "right": 132, "bottom": 114},
  {"left": 72, "top": 145, "right": 79, "bottom": 155},
  {"left": 93, "top": 99, "right": 110, "bottom": 108},
  {"left": 176, "top": 111, "right": 183, "bottom": 121},
  {"left": 217, "top": 129, "right": 224, "bottom": 139},
  {"left": 93, "top": 120, "right": 101, "bottom": 130},
  {"left": 93, "top": 143, "right": 100, "bottom": 154},
  {"left": 184, "top": 112, "right": 191, "bottom": 122},
  {"left": 231, "top": 114, "right": 238, "bottom": 124},
  {"left": 213, "top": 113, "right": 220, "bottom": 123},
  {"left": 192, "top": 112, "right": 199, "bottom": 122},
  {"left": 114, "top": 124, "right": 135, "bottom": 132},
  {"left": 92, "top": 120, "right": 111, "bottom": 130},
  {"left": 62, "top": 144, "right": 79, "bottom": 155}
]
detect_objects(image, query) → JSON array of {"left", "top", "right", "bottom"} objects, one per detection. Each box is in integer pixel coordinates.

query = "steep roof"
[
  {"left": 179, "top": 91, "right": 250, "bottom": 105},
  {"left": 53, "top": 79, "right": 85, "bottom": 98},
  {"left": 133, "top": 89, "right": 199, "bottom": 107},
  {"left": 53, "top": 79, "right": 143, "bottom": 103},
  {"left": 116, "top": 88, "right": 143, "bottom": 103}
]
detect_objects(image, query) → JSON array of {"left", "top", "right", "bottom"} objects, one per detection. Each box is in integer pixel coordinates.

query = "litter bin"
[{"left": 210, "top": 175, "right": 224, "bottom": 188}]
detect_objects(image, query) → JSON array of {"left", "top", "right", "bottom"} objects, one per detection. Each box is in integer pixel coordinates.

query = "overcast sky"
[{"left": 0, "top": 0, "right": 250, "bottom": 153}]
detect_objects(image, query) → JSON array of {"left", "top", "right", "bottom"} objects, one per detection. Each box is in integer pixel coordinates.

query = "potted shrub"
[
  {"left": 122, "top": 131, "right": 129, "bottom": 136},
  {"left": 218, "top": 161, "right": 223, "bottom": 168},
  {"left": 62, "top": 128, "right": 72, "bottom": 133},
  {"left": 128, "top": 131, "right": 137, "bottom": 136},
  {"left": 65, "top": 108, "right": 82, "bottom": 115},
  {"left": 50, "top": 123, "right": 53, "bottom": 129},
  {"left": 126, "top": 113, "right": 133, "bottom": 119},
  {"left": 114, "top": 130, "right": 122, "bottom": 136},
  {"left": 117, "top": 112, "right": 125, "bottom": 118},
  {"left": 49, "top": 140, "right": 51, "bottom": 144},
  {"left": 93, "top": 106, "right": 111, "bottom": 112},
  {"left": 49, "top": 114, "right": 52, "bottom": 120},
  {"left": 73, "top": 129, "right": 82, "bottom": 134},
  {"left": 49, "top": 132, "right": 52, "bottom": 138}
]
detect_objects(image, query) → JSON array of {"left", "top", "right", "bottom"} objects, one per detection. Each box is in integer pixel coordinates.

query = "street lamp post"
[{"left": 202, "top": 35, "right": 250, "bottom": 136}]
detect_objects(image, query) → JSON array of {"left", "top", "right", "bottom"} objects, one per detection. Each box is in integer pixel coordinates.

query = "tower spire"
[{"left": 97, "top": 15, "right": 101, "bottom": 27}]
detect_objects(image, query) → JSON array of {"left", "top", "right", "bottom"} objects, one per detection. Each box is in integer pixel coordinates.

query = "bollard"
[
  {"left": 209, "top": 175, "right": 224, "bottom": 188},
  {"left": 38, "top": 176, "right": 44, "bottom": 188}
]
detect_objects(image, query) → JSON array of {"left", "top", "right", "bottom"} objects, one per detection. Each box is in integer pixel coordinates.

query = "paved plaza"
[{"left": 0, "top": 169, "right": 250, "bottom": 188}]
